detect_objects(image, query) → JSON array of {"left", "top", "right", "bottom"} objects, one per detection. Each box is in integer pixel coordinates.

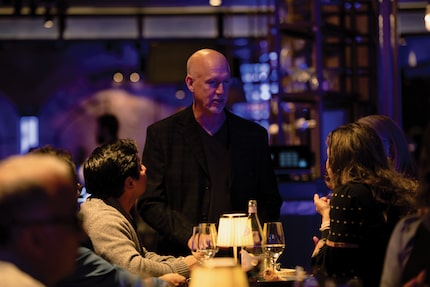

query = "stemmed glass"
[
  {"left": 262, "top": 222, "right": 285, "bottom": 271},
  {"left": 190, "top": 223, "right": 218, "bottom": 263}
]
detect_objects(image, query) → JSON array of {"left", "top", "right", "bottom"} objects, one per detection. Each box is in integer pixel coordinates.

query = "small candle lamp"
[
  {"left": 189, "top": 257, "right": 249, "bottom": 287},
  {"left": 216, "top": 213, "right": 251, "bottom": 263}
]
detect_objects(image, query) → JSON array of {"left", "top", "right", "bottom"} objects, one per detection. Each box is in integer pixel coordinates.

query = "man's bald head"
[{"left": 186, "top": 48, "right": 230, "bottom": 78}]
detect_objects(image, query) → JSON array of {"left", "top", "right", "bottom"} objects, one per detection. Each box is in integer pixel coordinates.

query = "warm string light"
[
  {"left": 112, "top": 72, "right": 141, "bottom": 84},
  {"left": 43, "top": 1, "right": 54, "bottom": 29}
]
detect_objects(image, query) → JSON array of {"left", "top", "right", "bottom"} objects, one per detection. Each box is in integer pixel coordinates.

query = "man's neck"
[
  {"left": 192, "top": 106, "right": 226, "bottom": 136},
  {"left": 117, "top": 194, "right": 136, "bottom": 214}
]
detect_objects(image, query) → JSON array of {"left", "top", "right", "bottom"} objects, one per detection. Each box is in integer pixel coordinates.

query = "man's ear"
[
  {"left": 185, "top": 75, "right": 194, "bottom": 92},
  {"left": 124, "top": 176, "right": 134, "bottom": 190}
]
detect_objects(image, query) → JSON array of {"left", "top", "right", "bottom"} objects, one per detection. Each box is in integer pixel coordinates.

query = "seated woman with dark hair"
[
  {"left": 311, "top": 122, "right": 418, "bottom": 286},
  {"left": 380, "top": 123, "right": 430, "bottom": 287},
  {"left": 357, "top": 114, "right": 417, "bottom": 179}
]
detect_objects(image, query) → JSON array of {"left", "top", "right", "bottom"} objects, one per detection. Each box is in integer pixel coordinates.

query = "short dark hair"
[
  {"left": 84, "top": 139, "right": 140, "bottom": 199},
  {"left": 30, "top": 145, "right": 78, "bottom": 185}
]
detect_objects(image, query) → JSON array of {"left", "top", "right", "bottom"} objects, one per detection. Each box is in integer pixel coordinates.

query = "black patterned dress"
[{"left": 312, "top": 182, "right": 395, "bottom": 286}]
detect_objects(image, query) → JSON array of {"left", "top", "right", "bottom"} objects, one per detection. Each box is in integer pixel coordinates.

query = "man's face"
[
  {"left": 186, "top": 54, "right": 231, "bottom": 116},
  {"left": 193, "top": 73, "right": 230, "bottom": 115},
  {"left": 0, "top": 155, "right": 83, "bottom": 286},
  {"left": 135, "top": 163, "right": 147, "bottom": 197},
  {"left": 41, "top": 180, "right": 83, "bottom": 285}
]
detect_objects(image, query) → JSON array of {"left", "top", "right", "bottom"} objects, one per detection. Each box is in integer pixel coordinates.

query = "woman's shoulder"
[
  {"left": 332, "top": 183, "right": 375, "bottom": 205},
  {"left": 335, "top": 182, "right": 371, "bottom": 194}
]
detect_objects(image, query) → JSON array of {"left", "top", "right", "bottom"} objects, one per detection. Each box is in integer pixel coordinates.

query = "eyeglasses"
[{"left": 13, "top": 213, "right": 83, "bottom": 232}]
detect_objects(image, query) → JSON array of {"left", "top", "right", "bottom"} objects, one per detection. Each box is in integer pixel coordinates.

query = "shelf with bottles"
[
  {"left": 276, "top": 0, "right": 376, "bottom": 34},
  {"left": 269, "top": 0, "right": 377, "bottom": 179},
  {"left": 231, "top": 46, "right": 279, "bottom": 130},
  {"left": 276, "top": 34, "right": 366, "bottom": 99},
  {"left": 269, "top": 100, "right": 317, "bottom": 144},
  {"left": 278, "top": 91, "right": 357, "bottom": 108},
  {"left": 273, "top": 0, "right": 376, "bottom": 99}
]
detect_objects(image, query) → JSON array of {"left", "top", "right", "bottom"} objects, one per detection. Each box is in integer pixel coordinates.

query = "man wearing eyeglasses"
[{"left": 0, "top": 154, "right": 84, "bottom": 287}]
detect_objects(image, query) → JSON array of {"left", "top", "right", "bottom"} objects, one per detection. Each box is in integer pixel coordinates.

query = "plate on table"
[
  {"left": 276, "top": 268, "right": 296, "bottom": 281},
  {"left": 255, "top": 268, "right": 296, "bottom": 284},
  {"left": 250, "top": 280, "right": 294, "bottom": 287}
]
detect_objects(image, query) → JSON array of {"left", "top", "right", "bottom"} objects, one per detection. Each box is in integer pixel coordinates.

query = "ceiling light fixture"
[
  {"left": 44, "top": 16, "right": 54, "bottom": 29},
  {"left": 43, "top": 5, "right": 54, "bottom": 28},
  {"left": 43, "top": 0, "right": 55, "bottom": 29}
]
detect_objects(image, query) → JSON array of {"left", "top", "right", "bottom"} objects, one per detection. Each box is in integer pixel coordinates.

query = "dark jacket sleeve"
[
  {"left": 138, "top": 121, "right": 195, "bottom": 248},
  {"left": 56, "top": 247, "right": 168, "bottom": 287}
]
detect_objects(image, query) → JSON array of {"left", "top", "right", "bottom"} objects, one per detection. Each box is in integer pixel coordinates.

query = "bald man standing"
[
  {"left": 0, "top": 154, "right": 83, "bottom": 287},
  {"left": 138, "top": 48, "right": 282, "bottom": 256}
]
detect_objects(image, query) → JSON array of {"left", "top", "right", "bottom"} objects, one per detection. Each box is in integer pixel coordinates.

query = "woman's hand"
[
  {"left": 314, "top": 193, "right": 330, "bottom": 221},
  {"left": 311, "top": 236, "right": 325, "bottom": 257}
]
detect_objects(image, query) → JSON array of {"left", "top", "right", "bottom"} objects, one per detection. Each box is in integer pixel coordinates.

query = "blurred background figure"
[
  {"left": 357, "top": 114, "right": 418, "bottom": 179},
  {"left": 0, "top": 154, "right": 82, "bottom": 287},
  {"left": 380, "top": 123, "right": 430, "bottom": 287},
  {"left": 78, "top": 113, "right": 120, "bottom": 204},
  {"left": 96, "top": 114, "right": 119, "bottom": 145}
]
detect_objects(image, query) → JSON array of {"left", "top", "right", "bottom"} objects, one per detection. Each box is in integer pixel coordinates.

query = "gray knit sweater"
[{"left": 80, "top": 198, "right": 190, "bottom": 278}]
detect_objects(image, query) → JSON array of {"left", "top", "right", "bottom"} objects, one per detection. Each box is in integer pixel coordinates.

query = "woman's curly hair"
[
  {"left": 325, "top": 122, "right": 418, "bottom": 217},
  {"left": 415, "top": 124, "right": 430, "bottom": 209}
]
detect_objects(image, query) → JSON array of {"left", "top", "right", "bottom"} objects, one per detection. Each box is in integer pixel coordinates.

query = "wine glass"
[
  {"left": 262, "top": 222, "right": 285, "bottom": 271},
  {"left": 190, "top": 223, "right": 218, "bottom": 263}
]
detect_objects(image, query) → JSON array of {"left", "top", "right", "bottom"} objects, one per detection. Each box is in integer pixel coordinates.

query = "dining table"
[{"left": 249, "top": 280, "right": 295, "bottom": 287}]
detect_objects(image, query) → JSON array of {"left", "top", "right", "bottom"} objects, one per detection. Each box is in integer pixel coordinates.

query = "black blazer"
[{"left": 138, "top": 106, "right": 282, "bottom": 256}]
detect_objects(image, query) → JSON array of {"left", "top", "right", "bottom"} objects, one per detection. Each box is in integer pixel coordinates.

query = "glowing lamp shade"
[
  {"left": 426, "top": 5, "right": 430, "bottom": 32},
  {"left": 217, "top": 213, "right": 251, "bottom": 262},
  {"left": 189, "top": 258, "right": 249, "bottom": 287}
]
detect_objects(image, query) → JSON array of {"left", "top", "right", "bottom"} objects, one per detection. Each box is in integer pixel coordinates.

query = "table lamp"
[
  {"left": 189, "top": 257, "right": 249, "bottom": 287},
  {"left": 217, "top": 213, "right": 252, "bottom": 263}
]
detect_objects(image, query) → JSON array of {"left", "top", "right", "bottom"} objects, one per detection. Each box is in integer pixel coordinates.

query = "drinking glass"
[
  {"left": 190, "top": 223, "right": 218, "bottom": 263},
  {"left": 262, "top": 222, "right": 285, "bottom": 271}
]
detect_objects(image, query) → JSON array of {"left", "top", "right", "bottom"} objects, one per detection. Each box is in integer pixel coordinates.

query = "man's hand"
[
  {"left": 158, "top": 273, "right": 186, "bottom": 287},
  {"left": 183, "top": 255, "right": 198, "bottom": 270}
]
